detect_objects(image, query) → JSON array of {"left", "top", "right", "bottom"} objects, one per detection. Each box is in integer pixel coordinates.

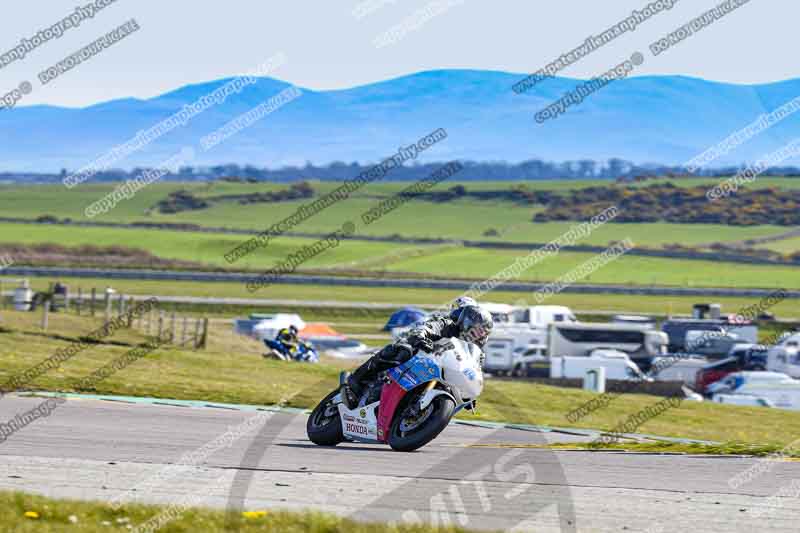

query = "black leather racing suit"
[{"left": 347, "top": 313, "right": 462, "bottom": 395}]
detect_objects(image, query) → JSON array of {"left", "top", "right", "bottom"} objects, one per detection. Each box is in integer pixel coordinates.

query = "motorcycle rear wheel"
[
  {"left": 307, "top": 389, "right": 344, "bottom": 446},
  {"left": 388, "top": 394, "right": 454, "bottom": 452}
]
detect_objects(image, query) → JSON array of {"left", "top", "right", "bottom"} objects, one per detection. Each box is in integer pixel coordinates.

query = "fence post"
[
  {"left": 170, "top": 312, "right": 177, "bottom": 341},
  {"left": 76, "top": 287, "right": 83, "bottom": 316},
  {"left": 118, "top": 293, "right": 125, "bottom": 318},
  {"left": 127, "top": 297, "right": 135, "bottom": 328},
  {"left": 41, "top": 299, "right": 50, "bottom": 331},
  {"left": 158, "top": 311, "right": 164, "bottom": 340},
  {"left": 181, "top": 316, "right": 188, "bottom": 346},
  {"left": 90, "top": 288, "right": 96, "bottom": 316},
  {"left": 193, "top": 319, "right": 202, "bottom": 350},
  {"left": 104, "top": 291, "right": 111, "bottom": 323},
  {"left": 199, "top": 318, "right": 209, "bottom": 349},
  {"left": 146, "top": 309, "right": 153, "bottom": 335}
]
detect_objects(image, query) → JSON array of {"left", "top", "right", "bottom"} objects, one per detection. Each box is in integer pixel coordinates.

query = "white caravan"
[{"left": 550, "top": 349, "right": 650, "bottom": 381}]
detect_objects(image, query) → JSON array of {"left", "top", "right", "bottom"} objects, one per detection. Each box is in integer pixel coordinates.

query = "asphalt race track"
[{"left": 0, "top": 396, "right": 798, "bottom": 532}]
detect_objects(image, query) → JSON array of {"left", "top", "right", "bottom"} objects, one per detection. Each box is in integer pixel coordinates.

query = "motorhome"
[
  {"left": 548, "top": 322, "right": 668, "bottom": 365},
  {"left": 482, "top": 305, "right": 577, "bottom": 375},
  {"left": 510, "top": 305, "right": 577, "bottom": 327},
  {"left": 481, "top": 302, "right": 516, "bottom": 324}
]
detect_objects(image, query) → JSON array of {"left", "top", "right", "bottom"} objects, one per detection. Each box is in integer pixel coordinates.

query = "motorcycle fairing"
[
  {"left": 387, "top": 355, "right": 442, "bottom": 391},
  {"left": 338, "top": 400, "right": 380, "bottom": 443},
  {"left": 376, "top": 381, "right": 406, "bottom": 442},
  {"left": 377, "top": 355, "right": 442, "bottom": 442}
]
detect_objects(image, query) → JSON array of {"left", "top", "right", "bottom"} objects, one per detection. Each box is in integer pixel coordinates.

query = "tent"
[
  {"left": 299, "top": 322, "right": 345, "bottom": 339},
  {"left": 383, "top": 307, "right": 427, "bottom": 331}
]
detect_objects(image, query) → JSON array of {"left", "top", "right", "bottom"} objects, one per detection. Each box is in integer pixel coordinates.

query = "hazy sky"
[{"left": 0, "top": 0, "right": 792, "bottom": 107}]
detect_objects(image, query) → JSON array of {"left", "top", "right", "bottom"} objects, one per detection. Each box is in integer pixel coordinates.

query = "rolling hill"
[{"left": 3, "top": 70, "right": 800, "bottom": 172}]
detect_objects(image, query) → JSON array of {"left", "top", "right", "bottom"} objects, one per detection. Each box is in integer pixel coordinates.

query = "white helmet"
[
  {"left": 450, "top": 296, "right": 477, "bottom": 311},
  {"left": 449, "top": 296, "right": 478, "bottom": 321}
]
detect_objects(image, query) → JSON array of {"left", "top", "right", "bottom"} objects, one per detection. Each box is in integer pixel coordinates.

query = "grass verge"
[
  {"left": 0, "top": 490, "right": 477, "bottom": 532},
  {"left": 539, "top": 441, "right": 800, "bottom": 457}
]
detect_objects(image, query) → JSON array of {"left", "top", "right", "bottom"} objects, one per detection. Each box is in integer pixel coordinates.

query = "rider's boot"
[
  {"left": 340, "top": 372, "right": 360, "bottom": 409},
  {"left": 341, "top": 351, "right": 394, "bottom": 409}
]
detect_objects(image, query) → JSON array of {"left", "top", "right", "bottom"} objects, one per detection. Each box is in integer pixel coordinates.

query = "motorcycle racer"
[
  {"left": 342, "top": 300, "right": 493, "bottom": 408},
  {"left": 274, "top": 324, "right": 300, "bottom": 357}
]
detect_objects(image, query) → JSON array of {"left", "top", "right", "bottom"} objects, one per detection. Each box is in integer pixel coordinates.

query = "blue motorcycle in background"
[{"left": 263, "top": 338, "right": 320, "bottom": 363}]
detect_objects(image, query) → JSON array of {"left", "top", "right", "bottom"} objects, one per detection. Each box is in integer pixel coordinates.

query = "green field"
[
  {"left": 2, "top": 221, "right": 798, "bottom": 289},
  {"left": 2, "top": 178, "right": 800, "bottom": 299},
  {"left": 757, "top": 235, "right": 800, "bottom": 253},
  {"left": 0, "top": 180, "right": 794, "bottom": 248},
  {"left": 370, "top": 246, "right": 799, "bottom": 289},
  {"left": 0, "top": 222, "right": 401, "bottom": 271}
]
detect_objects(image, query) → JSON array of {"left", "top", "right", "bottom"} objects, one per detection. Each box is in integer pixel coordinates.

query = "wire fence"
[{"left": 0, "top": 282, "right": 208, "bottom": 350}]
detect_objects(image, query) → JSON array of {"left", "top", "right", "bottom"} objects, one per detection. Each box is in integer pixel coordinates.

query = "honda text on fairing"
[{"left": 306, "top": 337, "right": 485, "bottom": 451}]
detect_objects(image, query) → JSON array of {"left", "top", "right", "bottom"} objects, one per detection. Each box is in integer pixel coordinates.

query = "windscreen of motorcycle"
[{"left": 439, "top": 338, "right": 484, "bottom": 400}]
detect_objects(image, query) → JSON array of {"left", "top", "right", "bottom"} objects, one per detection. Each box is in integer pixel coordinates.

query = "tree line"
[{"left": 6, "top": 158, "right": 800, "bottom": 183}]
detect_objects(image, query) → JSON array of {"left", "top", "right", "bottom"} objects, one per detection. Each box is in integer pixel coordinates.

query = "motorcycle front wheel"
[
  {"left": 388, "top": 393, "right": 455, "bottom": 452},
  {"left": 306, "top": 389, "right": 344, "bottom": 446}
]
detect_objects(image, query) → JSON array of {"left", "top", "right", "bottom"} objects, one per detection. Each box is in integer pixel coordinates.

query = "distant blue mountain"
[{"left": 3, "top": 70, "right": 800, "bottom": 172}]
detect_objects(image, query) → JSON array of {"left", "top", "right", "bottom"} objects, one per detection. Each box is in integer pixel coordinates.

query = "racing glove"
[{"left": 408, "top": 335, "right": 434, "bottom": 353}]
